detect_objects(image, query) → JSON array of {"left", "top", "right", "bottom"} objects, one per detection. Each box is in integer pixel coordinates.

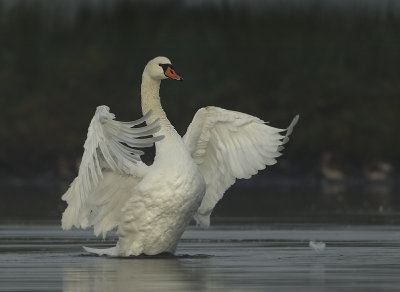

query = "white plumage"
[
  {"left": 61, "top": 56, "right": 298, "bottom": 256},
  {"left": 184, "top": 107, "right": 299, "bottom": 227},
  {"left": 61, "top": 106, "right": 162, "bottom": 236}
]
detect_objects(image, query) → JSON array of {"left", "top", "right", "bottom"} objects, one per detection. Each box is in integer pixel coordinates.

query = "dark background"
[{"left": 0, "top": 0, "right": 399, "bottom": 222}]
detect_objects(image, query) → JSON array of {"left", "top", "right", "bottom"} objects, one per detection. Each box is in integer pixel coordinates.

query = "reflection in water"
[
  {"left": 1, "top": 223, "right": 400, "bottom": 292},
  {"left": 308, "top": 263, "right": 326, "bottom": 286},
  {"left": 320, "top": 179, "right": 394, "bottom": 215},
  {"left": 1, "top": 179, "right": 399, "bottom": 222},
  {"left": 364, "top": 182, "right": 391, "bottom": 212},
  {"left": 321, "top": 180, "right": 346, "bottom": 203},
  {"left": 62, "top": 257, "right": 209, "bottom": 292}
]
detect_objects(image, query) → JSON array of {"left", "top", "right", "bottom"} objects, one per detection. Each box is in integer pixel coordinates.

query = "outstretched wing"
[
  {"left": 183, "top": 106, "right": 298, "bottom": 227},
  {"left": 61, "top": 105, "right": 163, "bottom": 235}
]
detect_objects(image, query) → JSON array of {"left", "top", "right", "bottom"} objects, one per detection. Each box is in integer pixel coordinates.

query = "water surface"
[
  {"left": 1, "top": 181, "right": 400, "bottom": 291},
  {"left": 1, "top": 222, "right": 400, "bottom": 291}
]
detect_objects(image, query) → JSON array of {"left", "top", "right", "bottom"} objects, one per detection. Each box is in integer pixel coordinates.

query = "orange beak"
[{"left": 164, "top": 66, "right": 183, "bottom": 81}]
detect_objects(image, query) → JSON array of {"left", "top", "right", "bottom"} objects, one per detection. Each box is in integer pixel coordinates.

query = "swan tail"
[{"left": 83, "top": 246, "right": 117, "bottom": 256}]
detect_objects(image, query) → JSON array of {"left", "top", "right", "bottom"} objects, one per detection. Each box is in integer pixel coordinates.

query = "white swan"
[{"left": 61, "top": 56, "right": 299, "bottom": 256}]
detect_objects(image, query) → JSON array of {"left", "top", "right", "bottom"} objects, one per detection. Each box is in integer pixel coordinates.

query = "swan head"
[{"left": 143, "top": 56, "right": 183, "bottom": 81}]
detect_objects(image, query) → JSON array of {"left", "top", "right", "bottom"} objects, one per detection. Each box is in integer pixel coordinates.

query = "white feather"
[
  {"left": 309, "top": 240, "right": 326, "bottom": 252},
  {"left": 183, "top": 106, "right": 298, "bottom": 227},
  {"left": 61, "top": 106, "right": 162, "bottom": 236}
]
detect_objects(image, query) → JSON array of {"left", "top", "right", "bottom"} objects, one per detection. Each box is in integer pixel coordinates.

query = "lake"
[
  {"left": 1, "top": 181, "right": 400, "bottom": 291},
  {"left": 0, "top": 222, "right": 400, "bottom": 291}
]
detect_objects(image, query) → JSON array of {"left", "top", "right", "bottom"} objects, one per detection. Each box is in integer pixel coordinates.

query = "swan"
[{"left": 61, "top": 56, "right": 299, "bottom": 256}]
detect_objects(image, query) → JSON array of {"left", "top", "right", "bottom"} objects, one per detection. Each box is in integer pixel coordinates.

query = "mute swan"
[{"left": 61, "top": 56, "right": 299, "bottom": 256}]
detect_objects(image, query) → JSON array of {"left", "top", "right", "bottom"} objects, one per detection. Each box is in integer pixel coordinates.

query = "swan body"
[{"left": 61, "top": 56, "right": 298, "bottom": 256}]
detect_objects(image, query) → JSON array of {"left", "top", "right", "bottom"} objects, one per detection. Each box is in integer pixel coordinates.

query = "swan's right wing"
[
  {"left": 183, "top": 106, "right": 298, "bottom": 227},
  {"left": 62, "top": 106, "right": 162, "bottom": 236}
]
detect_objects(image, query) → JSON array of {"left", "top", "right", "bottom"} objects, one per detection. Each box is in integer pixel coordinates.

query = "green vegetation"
[{"left": 0, "top": 1, "right": 399, "bottom": 175}]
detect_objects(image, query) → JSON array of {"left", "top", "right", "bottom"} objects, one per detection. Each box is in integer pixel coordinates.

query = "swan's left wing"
[
  {"left": 183, "top": 106, "right": 298, "bottom": 227},
  {"left": 61, "top": 105, "right": 163, "bottom": 234}
]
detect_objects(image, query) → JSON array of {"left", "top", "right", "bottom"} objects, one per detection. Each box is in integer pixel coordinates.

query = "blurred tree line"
[{"left": 0, "top": 0, "right": 399, "bottom": 176}]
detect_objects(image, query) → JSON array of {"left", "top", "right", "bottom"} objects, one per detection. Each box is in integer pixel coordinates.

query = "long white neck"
[
  {"left": 140, "top": 71, "right": 189, "bottom": 164},
  {"left": 141, "top": 72, "right": 180, "bottom": 146},
  {"left": 141, "top": 73, "right": 173, "bottom": 130}
]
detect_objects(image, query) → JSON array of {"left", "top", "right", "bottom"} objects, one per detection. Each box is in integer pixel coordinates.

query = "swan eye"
[{"left": 159, "top": 63, "right": 173, "bottom": 72}]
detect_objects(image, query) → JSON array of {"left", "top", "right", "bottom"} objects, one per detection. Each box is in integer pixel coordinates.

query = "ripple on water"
[{"left": 1, "top": 223, "right": 400, "bottom": 292}]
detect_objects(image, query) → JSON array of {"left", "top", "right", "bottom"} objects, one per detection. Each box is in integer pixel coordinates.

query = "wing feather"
[
  {"left": 61, "top": 105, "right": 162, "bottom": 234},
  {"left": 183, "top": 106, "right": 298, "bottom": 227}
]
